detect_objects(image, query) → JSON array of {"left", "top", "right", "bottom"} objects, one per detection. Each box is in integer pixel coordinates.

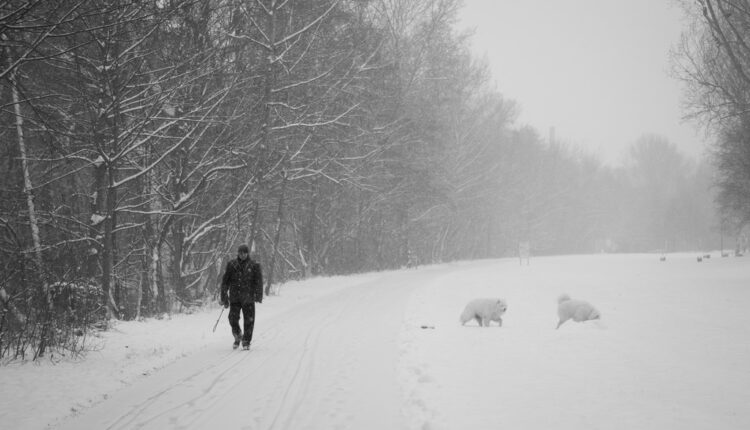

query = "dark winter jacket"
[{"left": 221, "top": 257, "right": 263, "bottom": 305}]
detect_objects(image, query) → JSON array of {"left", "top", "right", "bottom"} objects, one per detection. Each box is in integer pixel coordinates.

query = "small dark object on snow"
[
  {"left": 697, "top": 256, "right": 703, "bottom": 262},
  {"left": 420, "top": 325, "right": 435, "bottom": 329},
  {"left": 659, "top": 256, "right": 666, "bottom": 262}
]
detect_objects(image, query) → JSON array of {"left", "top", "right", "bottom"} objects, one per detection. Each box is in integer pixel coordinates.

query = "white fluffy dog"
[
  {"left": 459, "top": 298, "right": 508, "bottom": 327},
  {"left": 556, "top": 294, "right": 600, "bottom": 329}
]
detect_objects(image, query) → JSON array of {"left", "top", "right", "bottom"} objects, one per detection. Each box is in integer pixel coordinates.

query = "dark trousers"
[{"left": 228, "top": 301, "right": 255, "bottom": 344}]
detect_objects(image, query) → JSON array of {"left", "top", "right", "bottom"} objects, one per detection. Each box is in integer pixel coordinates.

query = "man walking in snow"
[{"left": 220, "top": 244, "right": 263, "bottom": 349}]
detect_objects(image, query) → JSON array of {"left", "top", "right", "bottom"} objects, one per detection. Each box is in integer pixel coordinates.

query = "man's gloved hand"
[
  {"left": 255, "top": 294, "right": 263, "bottom": 304},
  {"left": 220, "top": 295, "right": 229, "bottom": 308}
]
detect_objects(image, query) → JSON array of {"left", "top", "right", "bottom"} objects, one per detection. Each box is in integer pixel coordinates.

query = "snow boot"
[
  {"left": 242, "top": 341, "right": 250, "bottom": 351},
  {"left": 232, "top": 332, "right": 242, "bottom": 350}
]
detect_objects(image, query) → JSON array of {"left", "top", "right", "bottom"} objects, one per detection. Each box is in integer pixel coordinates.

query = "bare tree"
[{"left": 675, "top": 0, "right": 750, "bottom": 229}]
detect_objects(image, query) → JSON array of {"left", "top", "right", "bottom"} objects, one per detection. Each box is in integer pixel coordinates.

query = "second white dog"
[{"left": 556, "top": 294, "right": 600, "bottom": 329}]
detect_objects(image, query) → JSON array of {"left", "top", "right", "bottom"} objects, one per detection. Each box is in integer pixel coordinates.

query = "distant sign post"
[{"left": 519, "top": 241, "right": 530, "bottom": 265}]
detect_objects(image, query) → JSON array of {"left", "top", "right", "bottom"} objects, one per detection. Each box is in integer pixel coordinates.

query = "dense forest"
[{"left": 1, "top": 0, "right": 746, "bottom": 359}]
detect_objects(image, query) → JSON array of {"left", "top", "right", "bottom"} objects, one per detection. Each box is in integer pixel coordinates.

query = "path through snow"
[
  {"left": 56, "top": 265, "right": 456, "bottom": 430},
  {"left": 3, "top": 254, "right": 748, "bottom": 430}
]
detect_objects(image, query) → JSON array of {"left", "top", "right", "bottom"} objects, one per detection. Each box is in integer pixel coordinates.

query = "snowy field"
[{"left": 1, "top": 253, "right": 749, "bottom": 429}]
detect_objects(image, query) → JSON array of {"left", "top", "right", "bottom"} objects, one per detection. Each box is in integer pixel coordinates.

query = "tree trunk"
[
  {"left": 266, "top": 171, "right": 288, "bottom": 295},
  {"left": 171, "top": 219, "right": 185, "bottom": 305},
  {"left": 399, "top": 208, "right": 408, "bottom": 267},
  {"left": 153, "top": 244, "right": 164, "bottom": 313},
  {"left": 101, "top": 169, "right": 117, "bottom": 319},
  {"left": 87, "top": 161, "right": 106, "bottom": 279},
  {"left": 9, "top": 71, "right": 43, "bottom": 270},
  {"left": 304, "top": 180, "right": 318, "bottom": 277},
  {"left": 260, "top": 2, "right": 277, "bottom": 156},
  {"left": 8, "top": 53, "right": 50, "bottom": 355},
  {"left": 249, "top": 198, "right": 262, "bottom": 255},
  {"left": 144, "top": 142, "right": 160, "bottom": 314},
  {"left": 136, "top": 263, "right": 144, "bottom": 320}
]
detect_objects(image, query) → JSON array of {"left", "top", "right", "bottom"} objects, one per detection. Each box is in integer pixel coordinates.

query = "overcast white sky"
[{"left": 458, "top": 0, "right": 707, "bottom": 166}]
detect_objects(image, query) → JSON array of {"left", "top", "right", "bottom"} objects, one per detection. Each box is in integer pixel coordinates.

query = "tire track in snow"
[
  {"left": 105, "top": 348, "right": 240, "bottom": 429},
  {"left": 136, "top": 315, "right": 299, "bottom": 429},
  {"left": 108, "top": 308, "right": 304, "bottom": 429},
  {"left": 110, "top": 346, "right": 263, "bottom": 429},
  {"left": 58, "top": 270, "right": 428, "bottom": 430},
  {"left": 56, "top": 308, "right": 294, "bottom": 430},
  {"left": 107, "top": 279, "right": 372, "bottom": 430},
  {"left": 89, "top": 346, "right": 263, "bottom": 429},
  {"left": 265, "top": 284, "right": 361, "bottom": 430}
]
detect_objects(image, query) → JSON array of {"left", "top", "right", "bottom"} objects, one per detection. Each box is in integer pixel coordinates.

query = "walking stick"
[{"left": 212, "top": 307, "right": 225, "bottom": 333}]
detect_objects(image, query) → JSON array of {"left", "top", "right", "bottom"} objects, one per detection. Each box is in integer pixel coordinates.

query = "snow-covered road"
[{"left": 56, "top": 266, "right": 449, "bottom": 430}]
